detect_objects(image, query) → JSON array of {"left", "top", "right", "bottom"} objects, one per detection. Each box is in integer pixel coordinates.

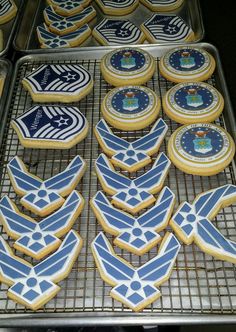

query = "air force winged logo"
[
  {"left": 94, "top": 119, "right": 168, "bottom": 172},
  {"left": 95, "top": 153, "right": 171, "bottom": 214},
  {"left": 91, "top": 232, "right": 180, "bottom": 311},
  {"left": 170, "top": 185, "right": 236, "bottom": 264},
  {"left": 7, "top": 155, "right": 86, "bottom": 216},
  {"left": 0, "top": 230, "right": 82, "bottom": 310},
  {"left": 0, "top": 191, "right": 84, "bottom": 259},
  {"left": 91, "top": 187, "right": 175, "bottom": 255}
]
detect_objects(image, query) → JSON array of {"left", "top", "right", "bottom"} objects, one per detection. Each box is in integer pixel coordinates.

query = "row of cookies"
[{"left": 0, "top": 0, "right": 18, "bottom": 52}]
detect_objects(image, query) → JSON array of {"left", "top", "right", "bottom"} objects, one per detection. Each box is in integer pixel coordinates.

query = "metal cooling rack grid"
[{"left": 0, "top": 53, "right": 235, "bottom": 319}]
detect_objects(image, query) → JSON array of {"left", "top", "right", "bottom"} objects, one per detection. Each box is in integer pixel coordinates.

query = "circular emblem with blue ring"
[
  {"left": 101, "top": 86, "right": 161, "bottom": 130},
  {"left": 163, "top": 82, "right": 224, "bottom": 124},
  {"left": 168, "top": 123, "right": 235, "bottom": 176},
  {"left": 159, "top": 47, "right": 216, "bottom": 83}
]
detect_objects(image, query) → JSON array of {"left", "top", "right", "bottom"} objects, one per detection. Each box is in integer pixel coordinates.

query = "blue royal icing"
[
  {"left": 0, "top": 0, "right": 15, "bottom": 17},
  {"left": 91, "top": 232, "right": 180, "bottom": 310},
  {"left": 168, "top": 48, "right": 207, "bottom": 72},
  {"left": 99, "top": 0, "right": 137, "bottom": 9}
]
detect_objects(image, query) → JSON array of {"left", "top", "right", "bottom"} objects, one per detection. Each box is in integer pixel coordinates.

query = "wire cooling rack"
[{"left": 0, "top": 44, "right": 235, "bottom": 325}]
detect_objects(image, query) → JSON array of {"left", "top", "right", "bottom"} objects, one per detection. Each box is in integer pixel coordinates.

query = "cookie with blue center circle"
[
  {"left": 101, "top": 86, "right": 160, "bottom": 130},
  {"left": 101, "top": 47, "right": 155, "bottom": 86},
  {"left": 140, "top": 0, "right": 184, "bottom": 12},
  {"left": 159, "top": 47, "right": 216, "bottom": 83},
  {"left": 168, "top": 123, "right": 235, "bottom": 176},
  {"left": 163, "top": 82, "right": 224, "bottom": 124}
]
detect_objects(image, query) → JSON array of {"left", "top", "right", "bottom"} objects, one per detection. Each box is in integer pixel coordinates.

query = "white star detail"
[
  {"left": 166, "top": 26, "right": 177, "bottom": 34},
  {"left": 122, "top": 272, "right": 153, "bottom": 299},
  {"left": 62, "top": 73, "right": 76, "bottom": 81},
  {"left": 54, "top": 116, "right": 69, "bottom": 127},
  {"left": 22, "top": 224, "right": 56, "bottom": 248},
  {"left": 16, "top": 270, "right": 48, "bottom": 296},
  {"left": 31, "top": 184, "right": 54, "bottom": 205},
  {"left": 118, "top": 29, "right": 129, "bottom": 37}
]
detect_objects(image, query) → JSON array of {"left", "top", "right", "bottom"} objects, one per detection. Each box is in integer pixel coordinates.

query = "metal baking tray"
[
  {"left": 0, "top": 0, "right": 24, "bottom": 57},
  {"left": 13, "top": 0, "right": 204, "bottom": 53},
  {"left": 0, "top": 43, "right": 235, "bottom": 327},
  {"left": 0, "top": 59, "right": 12, "bottom": 119}
]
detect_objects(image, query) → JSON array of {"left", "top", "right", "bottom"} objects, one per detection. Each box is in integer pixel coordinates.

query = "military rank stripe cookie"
[
  {"left": 91, "top": 187, "right": 175, "bottom": 255},
  {"left": 47, "top": 0, "right": 91, "bottom": 16},
  {"left": 91, "top": 232, "right": 180, "bottom": 311},
  {"left": 95, "top": 0, "right": 138, "bottom": 15},
  {"left": 170, "top": 185, "right": 236, "bottom": 264},
  {"left": 101, "top": 48, "right": 155, "bottom": 87},
  {"left": 0, "top": 191, "right": 84, "bottom": 259},
  {"left": 95, "top": 118, "right": 167, "bottom": 171},
  {"left": 22, "top": 64, "right": 93, "bottom": 103},
  {"left": 11, "top": 105, "right": 89, "bottom": 149},
  {"left": 92, "top": 19, "right": 145, "bottom": 46},
  {"left": 0, "top": 230, "right": 82, "bottom": 310},
  {"left": 101, "top": 86, "right": 161, "bottom": 131},
  {"left": 159, "top": 47, "right": 216, "bottom": 83},
  {"left": 163, "top": 82, "right": 224, "bottom": 124},
  {"left": 95, "top": 153, "right": 171, "bottom": 214},
  {"left": 168, "top": 123, "right": 235, "bottom": 176},
  {"left": 0, "top": 0, "right": 17, "bottom": 25},
  {"left": 7, "top": 155, "right": 86, "bottom": 216},
  {"left": 140, "top": 0, "right": 184, "bottom": 11},
  {"left": 141, "top": 14, "right": 194, "bottom": 44}
]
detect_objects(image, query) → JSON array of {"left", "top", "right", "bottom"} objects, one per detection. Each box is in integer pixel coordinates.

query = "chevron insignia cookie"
[
  {"left": 47, "top": 0, "right": 91, "bottom": 16},
  {"left": 91, "top": 232, "right": 180, "bottom": 311},
  {"left": 95, "top": 0, "right": 138, "bottom": 15},
  {"left": 140, "top": 0, "right": 184, "bottom": 12},
  {"left": 0, "top": 191, "right": 84, "bottom": 259},
  {"left": 0, "top": 0, "right": 17, "bottom": 24},
  {"left": 95, "top": 153, "right": 171, "bottom": 214},
  {"left": 0, "top": 230, "right": 82, "bottom": 310},
  {"left": 7, "top": 155, "right": 86, "bottom": 216}
]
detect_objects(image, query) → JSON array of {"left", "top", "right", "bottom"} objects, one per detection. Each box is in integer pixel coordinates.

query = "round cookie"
[
  {"left": 101, "top": 48, "right": 156, "bottom": 87},
  {"left": 163, "top": 82, "right": 224, "bottom": 124},
  {"left": 101, "top": 86, "right": 161, "bottom": 130},
  {"left": 140, "top": 0, "right": 184, "bottom": 12},
  {"left": 168, "top": 123, "right": 235, "bottom": 176},
  {"left": 159, "top": 47, "right": 216, "bottom": 83}
]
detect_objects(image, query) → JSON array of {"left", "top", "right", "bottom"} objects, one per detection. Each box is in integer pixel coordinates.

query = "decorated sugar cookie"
[
  {"left": 95, "top": 118, "right": 167, "bottom": 171},
  {"left": 141, "top": 14, "right": 194, "bottom": 44},
  {"left": 91, "top": 232, "right": 181, "bottom": 311},
  {"left": 163, "top": 82, "right": 224, "bottom": 124},
  {"left": 170, "top": 185, "right": 236, "bottom": 264},
  {"left": 159, "top": 47, "right": 216, "bottom": 83},
  {"left": 37, "top": 23, "right": 91, "bottom": 49},
  {"left": 91, "top": 187, "right": 175, "bottom": 255},
  {"left": 95, "top": 153, "right": 171, "bottom": 214},
  {"left": 11, "top": 105, "right": 89, "bottom": 149},
  {"left": 95, "top": 0, "right": 138, "bottom": 16},
  {"left": 101, "top": 86, "right": 161, "bottom": 131},
  {"left": 101, "top": 47, "right": 156, "bottom": 86},
  {"left": 0, "top": 191, "right": 84, "bottom": 259},
  {"left": 168, "top": 123, "right": 235, "bottom": 176},
  {"left": 0, "top": 0, "right": 17, "bottom": 24},
  {"left": 140, "top": 0, "right": 184, "bottom": 11},
  {"left": 0, "top": 230, "right": 82, "bottom": 310},
  {"left": 22, "top": 64, "right": 93, "bottom": 103},
  {"left": 44, "top": 5, "right": 96, "bottom": 35},
  {"left": 47, "top": 0, "right": 91, "bottom": 16},
  {"left": 92, "top": 19, "right": 145, "bottom": 46},
  {"left": 7, "top": 155, "right": 86, "bottom": 216}
]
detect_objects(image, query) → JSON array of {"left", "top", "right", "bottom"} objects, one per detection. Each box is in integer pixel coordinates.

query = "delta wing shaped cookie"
[
  {"left": 0, "top": 230, "right": 82, "bottom": 310},
  {"left": 91, "top": 187, "right": 175, "bottom": 255},
  {"left": 91, "top": 232, "right": 180, "bottom": 311},
  {"left": 47, "top": 0, "right": 91, "bottom": 16},
  {"left": 94, "top": 118, "right": 168, "bottom": 172},
  {"left": 170, "top": 185, "right": 236, "bottom": 264},
  {"left": 7, "top": 155, "right": 86, "bottom": 216},
  {"left": 0, "top": 191, "right": 84, "bottom": 259},
  {"left": 95, "top": 153, "right": 171, "bottom": 214}
]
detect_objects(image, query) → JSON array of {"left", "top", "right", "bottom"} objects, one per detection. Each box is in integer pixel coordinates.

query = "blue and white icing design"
[
  {"left": 37, "top": 23, "right": 90, "bottom": 48},
  {"left": 44, "top": 6, "right": 95, "bottom": 35},
  {"left": 0, "top": 230, "right": 82, "bottom": 310},
  {"left": 91, "top": 232, "right": 181, "bottom": 311},
  {"left": 0, "top": 0, "right": 15, "bottom": 17},
  {"left": 0, "top": 191, "right": 83, "bottom": 259},
  {"left": 171, "top": 185, "right": 236, "bottom": 264},
  {"left": 12, "top": 105, "right": 87, "bottom": 145},
  {"left": 49, "top": 0, "right": 89, "bottom": 15},
  {"left": 143, "top": 14, "right": 193, "bottom": 42},
  {"left": 95, "top": 153, "right": 171, "bottom": 214},
  {"left": 7, "top": 155, "right": 86, "bottom": 216},
  {"left": 91, "top": 187, "right": 175, "bottom": 255},
  {"left": 95, "top": 118, "right": 168, "bottom": 171},
  {"left": 97, "top": 0, "right": 137, "bottom": 9},
  {"left": 94, "top": 19, "right": 144, "bottom": 45},
  {"left": 23, "top": 64, "right": 92, "bottom": 95}
]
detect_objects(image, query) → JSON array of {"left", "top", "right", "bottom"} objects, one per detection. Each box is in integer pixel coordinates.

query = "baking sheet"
[
  {"left": 13, "top": 0, "right": 204, "bottom": 53},
  {"left": 0, "top": 43, "right": 235, "bottom": 326}
]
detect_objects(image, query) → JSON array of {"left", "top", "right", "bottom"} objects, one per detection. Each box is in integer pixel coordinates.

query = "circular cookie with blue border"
[
  {"left": 101, "top": 47, "right": 155, "bottom": 86},
  {"left": 140, "top": 0, "right": 184, "bottom": 12},
  {"left": 101, "top": 85, "right": 160, "bottom": 130},
  {"left": 163, "top": 82, "right": 224, "bottom": 124},
  {"left": 159, "top": 47, "right": 216, "bottom": 83},
  {"left": 168, "top": 123, "right": 235, "bottom": 176}
]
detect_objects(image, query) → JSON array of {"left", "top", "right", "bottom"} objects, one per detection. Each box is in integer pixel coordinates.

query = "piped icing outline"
[
  {"left": 140, "top": 0, "right": 184, "bottom": 11},
  {"left": 95, "top": 0, "right": 138, "bottom": 15},
  {"left": 47, "top": 0, "right": 91, "bottom": 16}
]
